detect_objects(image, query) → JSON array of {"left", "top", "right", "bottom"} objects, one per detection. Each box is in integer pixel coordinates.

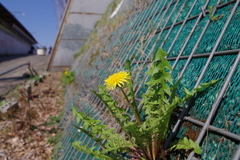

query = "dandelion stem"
[{"left": 119, "top": 87, "right": 142, "bottom": 125}]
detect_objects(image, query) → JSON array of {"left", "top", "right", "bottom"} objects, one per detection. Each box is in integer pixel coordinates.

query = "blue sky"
[{"left": 0, "top": 0, "right": 59, "bottom": 48}]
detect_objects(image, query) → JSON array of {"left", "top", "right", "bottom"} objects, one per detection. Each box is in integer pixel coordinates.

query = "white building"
[{"left": 0, "top": 3, "right": 37, "bottom": 55}]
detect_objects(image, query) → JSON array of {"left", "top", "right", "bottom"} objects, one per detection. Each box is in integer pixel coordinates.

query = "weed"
[
  {"left": 62, "top": 68, "right": 75, "bottom": 85},
  {"left": 74, "top": 0, "right": 123, "bottom": 60},
  {"left": 89, "top": 51, "right": 99, "bottom": 66},
  {"left": 209, "top": 14, "right": 224, "bottom": 21},
  {"left": 44, "top": 121, "right": 56, "bottom": 126},
  {"left": 57, "top": 100, "right": 62, "bottom": 104},
  {"left": 50, "top": 142, "right": 63, "bottom": 160},
  {"left": 208, "top": 6, "right": 224, "bottom": 21},
  {"left": 48, "top": 130, "right": 62, "bottom": 145},
  {"left": 208, "top": 6, "right": 213, "bottom": 14},
  {"left": 4, "top": 85, "right": 20, "bottom": 100},
  {"left": 44, "top": 112, "right": 63, "bottom": 126},
  {"left": 27, "top": 74, "right": 39, "bottom": 81},
  {"left": 72, "top": 49, "right": 219, "bottom": 159},
  {"left": 0, "top": 100, "right": 6, "bottom": 106}
]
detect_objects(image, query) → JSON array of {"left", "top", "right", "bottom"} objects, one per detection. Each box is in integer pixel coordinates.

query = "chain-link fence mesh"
[{"left": 56, "top": 0, "right": 240, "bottom": 159}]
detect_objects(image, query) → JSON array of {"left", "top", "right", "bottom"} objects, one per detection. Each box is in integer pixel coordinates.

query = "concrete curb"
[{"left": 0, "top": 100, "right": 18, "bottom": 113}]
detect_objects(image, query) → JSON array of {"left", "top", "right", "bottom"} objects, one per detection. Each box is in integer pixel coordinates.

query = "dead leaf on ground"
[{"left": 0, "top": 72, "right": 64, "bottom": 160}]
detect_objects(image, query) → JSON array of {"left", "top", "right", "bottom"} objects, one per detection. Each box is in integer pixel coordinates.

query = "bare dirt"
[{"left": 0, "top": 71, "right": 64, "bottom": 160}]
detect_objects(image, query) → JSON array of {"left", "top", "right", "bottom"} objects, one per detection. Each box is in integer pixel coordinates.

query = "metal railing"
[{"left": 0, "top": 62, "right": 38, "bottom": 77}]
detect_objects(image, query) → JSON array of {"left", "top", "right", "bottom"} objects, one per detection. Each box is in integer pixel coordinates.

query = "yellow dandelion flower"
[
  {"left": 64, "top": 71, "right": 68, "bottom": 75},
  {"left": 104, "top": 71, "right": 130, "bottom": 90}
]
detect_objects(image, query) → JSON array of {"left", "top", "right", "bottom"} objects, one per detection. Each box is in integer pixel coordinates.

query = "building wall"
[{"left": 0, "top": 29, "right": 31, "bottom": 55}]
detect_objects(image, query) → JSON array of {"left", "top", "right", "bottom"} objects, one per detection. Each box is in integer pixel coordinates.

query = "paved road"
[{"left": 0, "top": 54, "right": 50, "bottom": 97}]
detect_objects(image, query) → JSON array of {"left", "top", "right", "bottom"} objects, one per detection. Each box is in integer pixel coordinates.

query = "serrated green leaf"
[
  {"left": 153, "top": 48, "right": 167, "bottom": 61},
  {"left": 124, "top": 59, "right": 131, "bottom": 70},
  {"left": 184, "top": 87, "right": 193, "bottom": 96},
  {"left": 169, "top": 137, "right": 202, "bottom": 154},
  {"left": 72, "top": 141, "right": 115, "bottom": 160},
  {"left": 169, "top": 77, "right": 183, "bottom": 103}
]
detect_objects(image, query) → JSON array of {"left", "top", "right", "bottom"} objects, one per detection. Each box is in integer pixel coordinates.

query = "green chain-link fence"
[{"left": 56, "top": 0, "right": 240, "bottom": 159}]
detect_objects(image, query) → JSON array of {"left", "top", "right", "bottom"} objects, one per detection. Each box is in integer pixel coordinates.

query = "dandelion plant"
[{"left": 72, "top": 48, "right": 219, "bottom": 159}]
